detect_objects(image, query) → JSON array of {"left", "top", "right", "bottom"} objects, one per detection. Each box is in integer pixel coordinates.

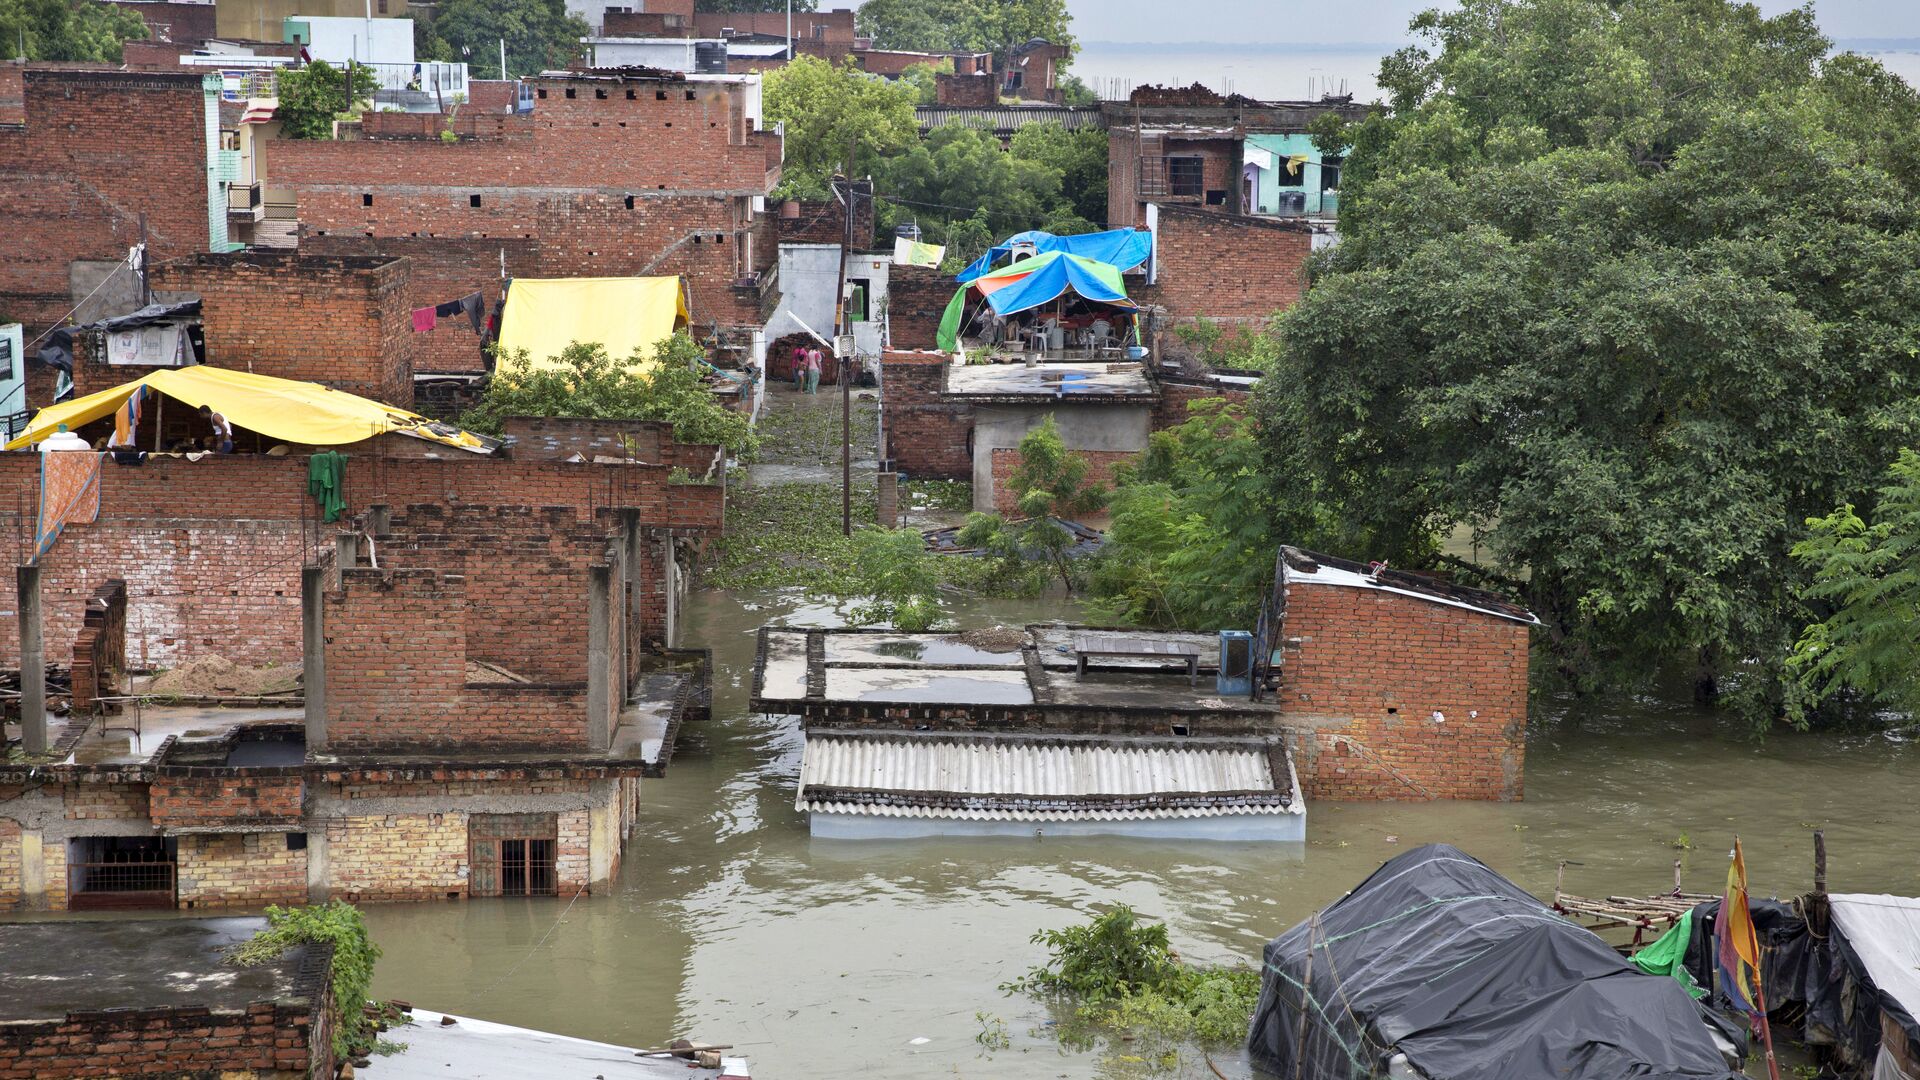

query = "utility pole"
[
  {"left": 786, "top": 0, "right": 792, "bottom": 62},
  {"left": 500, "top": 38, "right": 507, "bottom": 82},
  {"left": 833, "top": 146, "right": 858, "bottom": 537},
  {"left": 137, "top": 213, "right": 150, "bottom": 307}
]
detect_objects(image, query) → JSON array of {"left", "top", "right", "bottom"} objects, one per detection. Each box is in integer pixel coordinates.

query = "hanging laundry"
[
  {"left": 433, "top": 297, "right": 465, "bottom": 319},
  {"left": 306, "top": 450, "right": 347, "bottom": 523},
  {"left": 458, "top": 292, "right": 484, "bottom": 334},
  {"left": 110, "top": 385, "right": 146, "bottom": 448},
  {"left": 411, "top": 307, "right": 437, "bottom": 332}
]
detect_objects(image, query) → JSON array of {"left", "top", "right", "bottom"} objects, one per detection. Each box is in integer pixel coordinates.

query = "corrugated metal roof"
[
  {"left": 916, "top": 105, "right": 1105, "bottom": 134},
  {"left": 797, "top": 733, "right": 1299, "bottom": 821}
]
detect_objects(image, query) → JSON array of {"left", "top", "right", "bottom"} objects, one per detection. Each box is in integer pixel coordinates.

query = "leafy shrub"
[{"left": 231, "top": 902, "right": 382, "bottom": 1059}]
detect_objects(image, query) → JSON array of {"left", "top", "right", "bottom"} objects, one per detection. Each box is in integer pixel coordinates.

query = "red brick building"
[
  {"left": 1133, "top": 203, "right": 1312, "bottom": 327},
  {"left": 0, "top": 67, "right": 222, "bottom": 363},
  {"left": 1273, "top": 547, "right": 1535, "bottom": 801},
  {"left": 277, "top": 69, "right": 782, "bottom": 375},
  {"left": 0, "top": 418, "right": 724, "bottom": 911}
]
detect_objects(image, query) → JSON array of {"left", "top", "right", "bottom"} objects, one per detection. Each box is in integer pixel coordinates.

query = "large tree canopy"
[
  {"left": 414, "top": 0, "right": 587, "bottom": 80},
  {"left": 855, "top": 0, "right": 1074, "bottom": 63},
  {"left": 764, "top": 55, "right": 919, "bottom": 197},
  {"left": 1, "top": 0, "right": 147, "bottom": 62},
  {"left": 1259, "top": 0, "right": 1920, "bottom": 724}
]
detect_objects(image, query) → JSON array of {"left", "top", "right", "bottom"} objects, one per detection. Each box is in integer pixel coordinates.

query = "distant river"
[{"left": 1072, "top": 40, "right": 1920, "bottom": 104}]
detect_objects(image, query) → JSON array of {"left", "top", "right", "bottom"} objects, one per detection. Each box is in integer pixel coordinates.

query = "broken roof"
[{"left": 1281, "top": 546, "right": 1539, "bottom": 625}]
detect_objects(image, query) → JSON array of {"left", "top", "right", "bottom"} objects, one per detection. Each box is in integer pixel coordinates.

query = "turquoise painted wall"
[{"left": 1245, "top": 133, "right": 1340, "bottom": 217}]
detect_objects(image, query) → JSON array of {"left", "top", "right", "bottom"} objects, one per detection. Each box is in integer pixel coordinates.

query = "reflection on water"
[{"left": 358, "top": 587, "right": 1920, "bottom": 1080}]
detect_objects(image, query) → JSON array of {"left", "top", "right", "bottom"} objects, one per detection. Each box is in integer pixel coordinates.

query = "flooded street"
[{"left": 355, "top": 582, "right": 1920, "bottom": 1079}]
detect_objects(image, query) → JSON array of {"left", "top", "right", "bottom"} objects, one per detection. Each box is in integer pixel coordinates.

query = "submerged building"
[{"left": 751, "top": 549, "right": 1537, "bottom": 838}]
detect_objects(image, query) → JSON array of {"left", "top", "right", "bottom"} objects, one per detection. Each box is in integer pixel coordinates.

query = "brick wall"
[
  {"left": 879, "top": 351, "right": 972, "bottom": 478},
  {"left": 886, "top": 264, "right": 953, "bottom": 350},
  {"left": 150, "top": 774, "right": 304, "bottom": 831},
  {"left": 465, "top": 80, "right": 519, "bottom": 113},
  {"left": 274, "top": 73, "right": 776, "bottom": 334},
  {"left": 0, "top": 69, "right": 210, "bottom": 350},
  {"left": 989, "top": 447, "right": 1135, "bottom": 515},
  {"left": 691, "top": 8, "right": 852, "bottom": 42},
  {"left": 104, "top": 0, "right": 216, "bottom": 44},
  {"left": 935, "top": 72, "right": 997, "bottom": 107},
  {"left": 775, "top": 183, "right": 875, "bottom": 247},
  {"left": 1276, "top": 581, "right": 1530, "bottom": 801},
  {"left": 500, "top": 415, "right": 721, "bottom": 475},
  {"left": 325, "top": 812, "right": 468, "bottom": 902},
  {"left": 1136, "top": 204, "right": 1310, "bottom": 323},
  {"left": 0, "top": 999, "right": 327, "bottom": 1080},
  {"left": 70, "top": 579, "right": 127, "bottom": 711},
  {"left": 0, "top": 816, "right": 19, "bottom": 910},
  {"left": 602, "top": 10, "right": 682, "bottom": 35},
  {"left": 176, "top": 831, "right": 309, "bottom": 908},
  {"left": 143, "top": 251, "right": 416, "bottom": 408},
  {"left": 64, "top": 781, "right": 150, "bottom": 820}
]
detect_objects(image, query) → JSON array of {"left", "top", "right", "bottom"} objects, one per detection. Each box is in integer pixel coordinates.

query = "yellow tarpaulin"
[
  {"left": 495, "top": 276, "right": 691, "bottom": 375},
  {"left": 3, "top": 366, "right": 491, "bottom": 452}
]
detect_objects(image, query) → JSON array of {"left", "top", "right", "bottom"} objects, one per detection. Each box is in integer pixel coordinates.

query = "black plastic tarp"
[
  {"left": 81, "top": 299, "right": 201, "bottom": 332},
  {"left": 1248, "top": 844, "right": 1744, "bottom": 1079}
]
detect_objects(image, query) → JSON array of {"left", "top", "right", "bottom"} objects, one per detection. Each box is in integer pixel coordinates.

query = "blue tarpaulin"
[
  {"left": 955, "top": 228, "right": 1152, "bottom": 283},
  {"left": 936, "top": 252, "right": 1139, "bottom": 352}
]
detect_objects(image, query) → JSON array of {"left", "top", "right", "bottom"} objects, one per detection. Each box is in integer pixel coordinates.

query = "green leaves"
[
  {"left": 1790, "top": 451, "right": 1920, "bottom": 720},
  {"left": 1261, "top": 0, "right": 1920, "bottom": 723},
  {"left": 277, "top": 61, "right": 381, "bottom": 141},
  {"left": 462, "top": 333, "right": 757, "bottom": 459},
  {"left": 414, "top": 0, "right": 587, "bottom": 80},
  {"left": 0, "top": 0, "right": 147, "bottom": 63},
  {"left": 232, "top": 903, "right": 382, "bottom": 1060},
  {"left": 855, "top": 0, "right": 1074, "bottom": 61},
  {"left": 764, "top": 56, "right": 919, "bottom": 194}
]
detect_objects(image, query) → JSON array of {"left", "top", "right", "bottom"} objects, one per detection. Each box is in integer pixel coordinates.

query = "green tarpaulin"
[{"left": 1630, "top": 909, "right": 1708, "bottom": 999}]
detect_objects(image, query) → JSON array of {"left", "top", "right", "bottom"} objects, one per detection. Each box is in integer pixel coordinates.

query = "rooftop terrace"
[{"left": 0, "top": 917, "right": 323, "bottom": 1022}]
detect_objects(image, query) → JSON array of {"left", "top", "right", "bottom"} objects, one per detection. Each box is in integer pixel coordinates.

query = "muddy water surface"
[{"left": 359, "top": 586, "right": 1920, "bottom": 1079}]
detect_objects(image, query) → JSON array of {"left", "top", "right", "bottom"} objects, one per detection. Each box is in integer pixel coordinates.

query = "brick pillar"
[
  {"left": 877, "top": 472, "right": 899, "bottom": 528},
  {"left": 301, "top": 566, "right": 327, "bottom": 751},
  {"left": 16, "top": 564, "right": 45, "bottom": 754},
  {"left": 586, "top": 564, "right": 612, "bottom": 752}
]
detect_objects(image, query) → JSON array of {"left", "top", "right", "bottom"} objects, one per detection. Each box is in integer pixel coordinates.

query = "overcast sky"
[{"left": 838, "top": 1, "right": 1920, "bottom": 46}]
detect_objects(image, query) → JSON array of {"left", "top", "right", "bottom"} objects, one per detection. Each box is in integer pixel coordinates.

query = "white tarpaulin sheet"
[{"left": 1830, "top": 894, "right": 1920, "bottom": 1018}]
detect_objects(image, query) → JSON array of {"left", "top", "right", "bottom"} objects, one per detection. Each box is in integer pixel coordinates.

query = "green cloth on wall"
[{"left": 307, "top": 450, "right": 346, "bottom": 523}]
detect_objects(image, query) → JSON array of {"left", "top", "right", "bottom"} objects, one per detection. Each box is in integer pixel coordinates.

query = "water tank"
[
  {"left": 694, "top": 41, "right": 727, "bottom": 73},
  {"left": 40, "top": 425, "right": 90, "bottom": 452},
  {"left": 1217, "top": 630, "right": 1254, "bottom": 696}
]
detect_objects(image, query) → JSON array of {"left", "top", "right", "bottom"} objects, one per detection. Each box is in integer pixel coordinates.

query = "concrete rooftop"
[
  {"left": 942, "top": 362, "right": 1155, "bottom": 401},
  {"left": 0, "top": 917, "right": 317, "bottom": 1021}
]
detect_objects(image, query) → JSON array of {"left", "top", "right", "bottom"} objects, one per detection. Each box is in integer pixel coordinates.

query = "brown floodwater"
[{"left": 356, "top": 585, "right": 1920, "bottom": 1080}]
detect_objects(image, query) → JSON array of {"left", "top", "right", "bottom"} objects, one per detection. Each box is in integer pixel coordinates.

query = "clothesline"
[{"left": 411, "top": 291, "right": 485, "bottom": 334}]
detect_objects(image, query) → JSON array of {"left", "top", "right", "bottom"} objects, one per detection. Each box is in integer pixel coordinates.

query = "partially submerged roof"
[
  {"left": 0, "top": 917, "right": 324, "bottom": 1022},
  {"left": 367, "top": 1008, "right": 744, "bottom": 1079},
  {"left": 942, "top": 362, "right": 1155, "bottom": 403},
  {"left": 797, "top": 730, "right": 1299, "bottom": 823},
  {"left": 1281, "top": 545, "right": 1539, "bottom": 625}
]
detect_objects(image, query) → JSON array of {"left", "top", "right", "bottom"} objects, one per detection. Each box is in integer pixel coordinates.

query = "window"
[
  {"left": 846, "top": 278, "right": 870, "bottom": 323},
  {"left": 468, "top": 814, "right": 558, "bottom": 898},
  {"left": 537, "top": 88, "right": 547, "bottom": 99},
  {"left": 685, "top": 89, "right": 695, "bottom": 101},
  {"left": 1167, "top": 156, "right": 1204, "bottom": 197},
  {"left": 377, "top": 0, "right": 387, "bottom": 11},
  {"left": 67, "top": 836, "right": 176, "bottom": 910},
  {"left": 362, "top": 193, "right": 373, "bottom": 207},
  {"left": 286, "top": 832, "right": 308, "bottom": 851},
  {"left": 624, "top": 195, "right": 635, "bottom": 209},
  {"left": 1320, "top": 155, "right": 1344, "bottom": 193},
  {"left": 564, "top": 88, "right": 576, "bottom": 99},
  {"left": 469, "top": 194, "right": 482, "bottom": 208},
  {"left": 626, "top": 89, "right": 636, "bottom": 100},
  {"left": 1205, "top": 189, "right": 1227, "bottom": 206},
  {"left": 595, "top": 88, "right": 607, "bottom": 99}
]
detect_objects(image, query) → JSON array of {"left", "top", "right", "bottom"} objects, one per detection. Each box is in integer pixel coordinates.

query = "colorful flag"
[{"left": 1716, "top": 838, "right": 1764, "bottom": 1016}]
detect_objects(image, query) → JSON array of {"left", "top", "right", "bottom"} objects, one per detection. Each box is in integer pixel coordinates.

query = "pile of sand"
[
  {"left": 956, "top": 626, "right": 1029, "bottom": 653},
  {"left": 147, "top": 655, "right": 301, "bottom": 698}
]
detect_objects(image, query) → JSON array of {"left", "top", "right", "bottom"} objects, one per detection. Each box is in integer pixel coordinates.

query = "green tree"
[
  {"left": 959, "top": 416, "right": 1105, "bottom": 591},
  {"left": 419, "top": 0, "right": 587, "bottom": 79},
  {"left": 1258, "top": 0, "right": 1920, "bottom": 723},
  {"left": 1008, "top": 122, "right": 1108, "bottom": 228},
  {"left": 899, "top": 58, "right": 954, "bottom": 106},
  {"left": 855, "top": 0, "right": 1074, "bottom": 68},
  {"left": 826, "top": 527, "right": 947, "bottom": 631},
  {"left": 1090, "top": 400, "right": 1299, "bottom": 629},
  {"left": 876, "top": 125, "right": 1063, "bottom": 241},
  {"left": 464, "top": 333, "right": 757, "bottom": 459},
  {"left": 276, "top": 61, "right": 380, "bottom": 140},
  {"left": 233, "top": 904, "right": 382, "bottom": 1060},
  {"left": 0, "top": 0, "right": 147, "bottom": 62},
  {"left": 764, "top": 55, "right": 919, "bottom": 195},
  {"left": 1789, "top": 451, "right": 1920, "bottom": 722}
]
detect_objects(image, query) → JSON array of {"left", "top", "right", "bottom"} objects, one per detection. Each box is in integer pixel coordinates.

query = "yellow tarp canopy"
[
  {"left": 3, "top": 365, "right": 491, "bottom": 452},
  {"left": 495, "top": 276, "right": 691, "bottom": 376}
]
